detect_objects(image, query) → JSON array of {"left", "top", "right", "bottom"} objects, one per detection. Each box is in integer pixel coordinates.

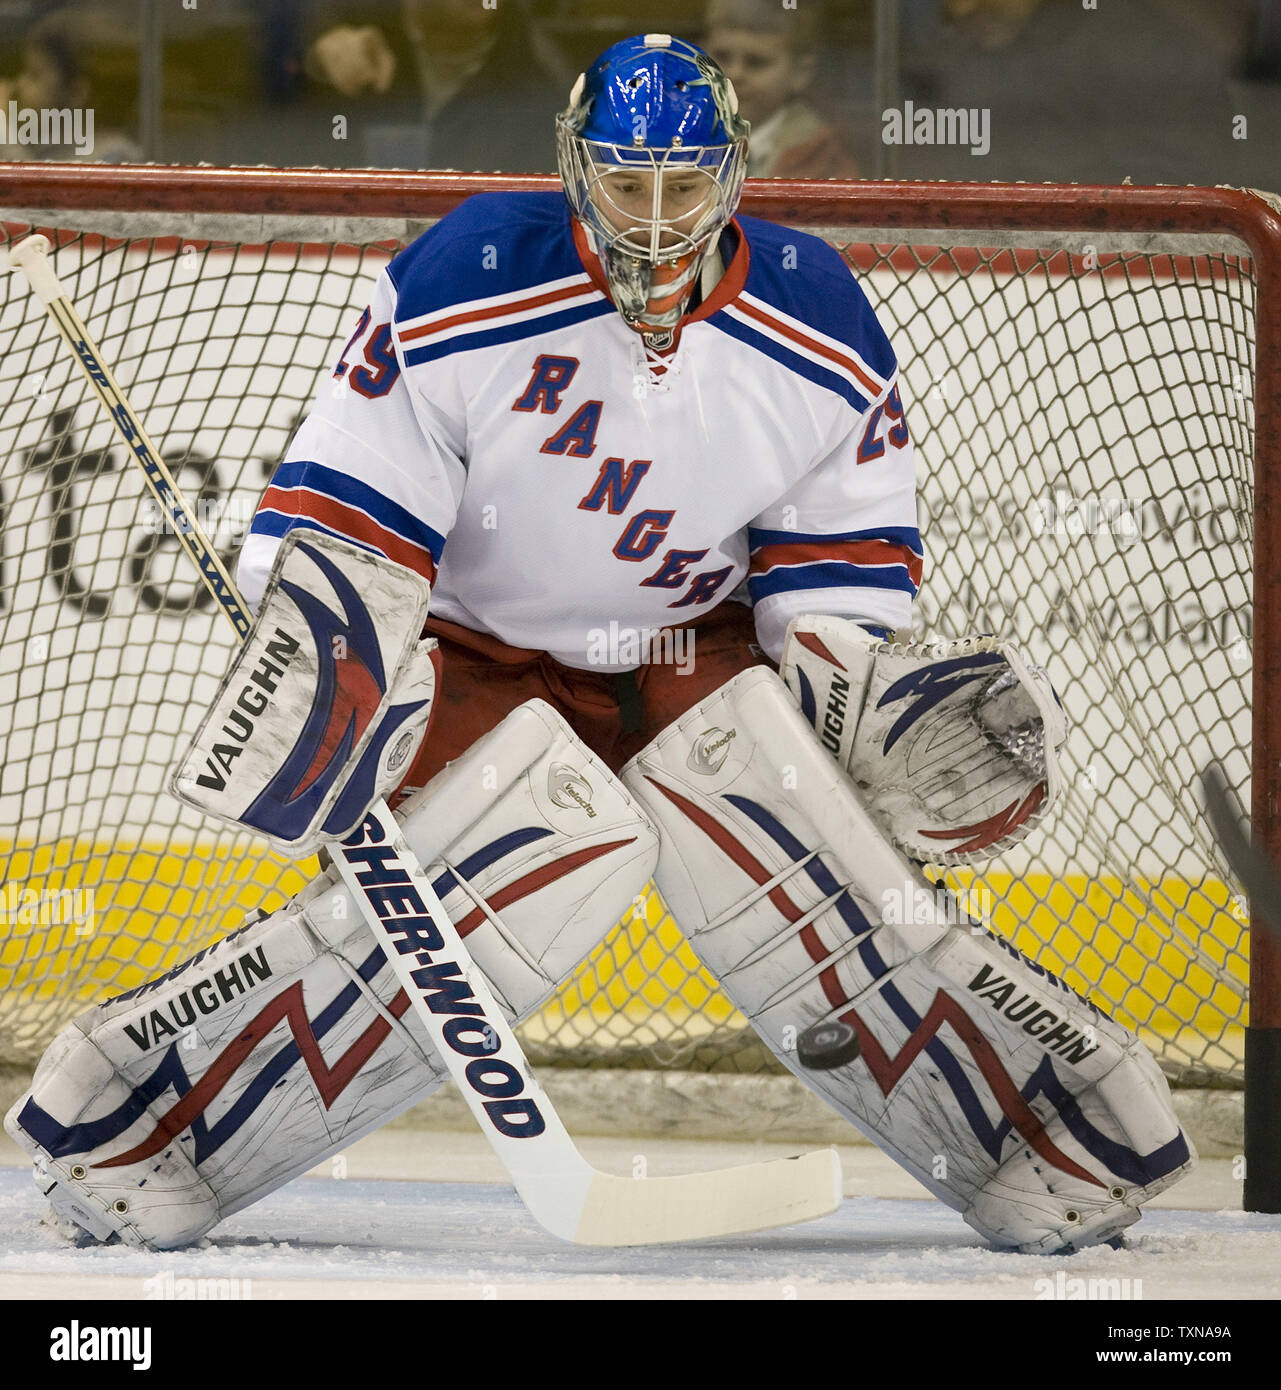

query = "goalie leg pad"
[
  {"left": 621, "top": 667, "right": 1193, "bottom": 1253},
  {"left": 5, "top": 699, "right": 658, "bottom": 1250}
]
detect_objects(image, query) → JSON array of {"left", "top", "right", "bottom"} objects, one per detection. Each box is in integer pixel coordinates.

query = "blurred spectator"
[
  {"left": 0, "top": 7, "right": 141, "bottom": 163},
  {"left": 293, "top": 0, "right": 574, "bottom": 171},
  {"left": 704, "top": 0, "right": 860, "bottom": 178},
  {"left": 943, "top": 0, "right": 1044, "bottom": 51}
]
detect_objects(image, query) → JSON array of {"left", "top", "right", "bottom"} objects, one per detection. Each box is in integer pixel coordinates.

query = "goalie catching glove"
[
  {"left": 172, "top": 530, "right": 440, "bottom": 857},
  {"left": 780, "top": 616, "right": 1069, "bottom": 864}
]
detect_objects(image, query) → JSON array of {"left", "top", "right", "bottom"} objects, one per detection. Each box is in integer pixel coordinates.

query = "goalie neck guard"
[{"left": 556, "top": 33, "right": 749, "bottom": 340}]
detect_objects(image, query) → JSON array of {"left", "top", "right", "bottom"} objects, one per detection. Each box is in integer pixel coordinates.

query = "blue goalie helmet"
[{"left": 556, "top": 33, "right": 750, "bottom": 338}]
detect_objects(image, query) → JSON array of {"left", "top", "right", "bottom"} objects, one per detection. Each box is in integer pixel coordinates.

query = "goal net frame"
[{"left": 1, "top": 164, "right": 1278, "bottom": 1211}]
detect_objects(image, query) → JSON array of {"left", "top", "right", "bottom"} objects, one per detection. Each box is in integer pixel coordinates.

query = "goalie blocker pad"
[
  {"left": 621, "top": 668, "right": 1193, "bottom": 1253},
  {"left": 172, "top": 529, "right": 441, "bottom": 857},
  {"left": 780, "top": 616, "right": 1069, "bottom": 864},
  {"left": 5, "top": 701, "right": 659, "bottom": 1250}
]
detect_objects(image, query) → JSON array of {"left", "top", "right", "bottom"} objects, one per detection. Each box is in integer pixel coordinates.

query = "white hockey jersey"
[{"left": 238, "top": 192, "right": 922, "bottom": 669}]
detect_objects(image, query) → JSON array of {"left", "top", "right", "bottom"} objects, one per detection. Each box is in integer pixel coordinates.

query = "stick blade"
[{"left": 572, "top": 1148, "right": 842, "bottom": 1246}]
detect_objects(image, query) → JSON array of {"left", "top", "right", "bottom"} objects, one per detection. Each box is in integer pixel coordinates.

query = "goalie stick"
[
  {"left": 1201, "top": 764, "right": 1281, "bottom": 943},
  {"left": 5, "top": 233, "right": 842, "bottom": 1245}
]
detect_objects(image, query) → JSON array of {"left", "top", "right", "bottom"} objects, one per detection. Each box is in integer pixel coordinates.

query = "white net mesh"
[{"left": 0, "top": 185, "right": 1257, "bottom": 1087}]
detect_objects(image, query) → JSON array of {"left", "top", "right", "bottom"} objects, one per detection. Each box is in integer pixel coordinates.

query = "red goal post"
[{"left": 1, "top": 166, "right": 1278, "bottom": 1209}]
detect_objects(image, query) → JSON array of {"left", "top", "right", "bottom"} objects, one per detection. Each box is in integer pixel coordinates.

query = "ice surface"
[{"left": 2, "top": 1166, "right": 1278, "bottom": 1300}]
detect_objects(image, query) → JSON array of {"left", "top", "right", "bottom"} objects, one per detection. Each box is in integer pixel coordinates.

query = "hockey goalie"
[{"left": 5, "top": 32, "right": 1192, "bottom": 1255}]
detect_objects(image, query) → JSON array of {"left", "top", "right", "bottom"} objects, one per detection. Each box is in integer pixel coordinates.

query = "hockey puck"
[{"left": 797, "top": 1019, "right": 861, "bottom": 1070}]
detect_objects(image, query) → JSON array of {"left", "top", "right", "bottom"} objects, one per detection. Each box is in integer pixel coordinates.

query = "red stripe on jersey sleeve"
[
  {"left": 735, "top": 298, "right": 884, "bottom": 399},
  {"left": 259, "top": 485, "right": 439, "bottom": 586},
  {"left": 750, "top": 538, "right": 924, "bottom": 588},
  {"left": 398, "top": 282, "right": 592, "bottom": 343}
]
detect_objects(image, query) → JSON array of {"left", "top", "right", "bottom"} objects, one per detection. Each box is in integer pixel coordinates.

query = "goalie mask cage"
[{"left": 1, "top": 167, "right": 1278, "bottom": 1210}]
